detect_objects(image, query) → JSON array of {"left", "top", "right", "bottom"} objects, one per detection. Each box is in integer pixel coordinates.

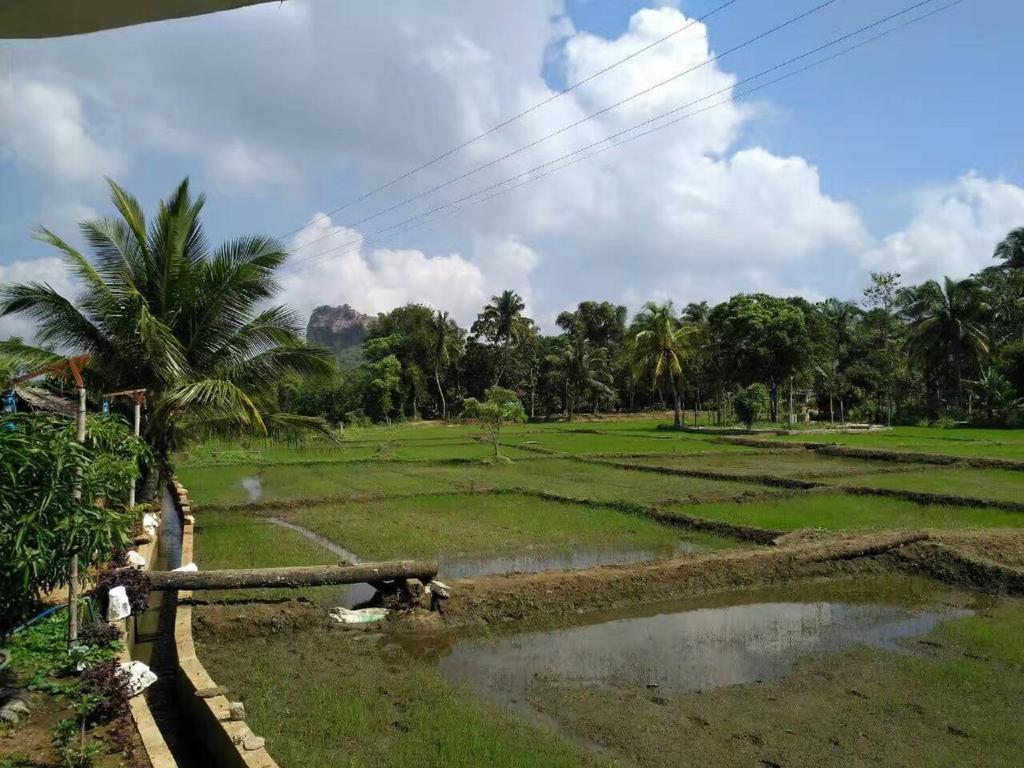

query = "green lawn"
[
  {"left": 671, "top": 493, "right": 1024, "bottom": 532},
  {"left": 823, "top": 467, "right": 1024, "bottom": 504},
  {"left": 288, "top": 493, "right": 739, "bottom": 562}
]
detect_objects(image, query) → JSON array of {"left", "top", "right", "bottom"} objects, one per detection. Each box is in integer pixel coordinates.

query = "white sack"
[
  {"left": 106, "top": 585, "right": 131, "bottom": 621},
  {"left": 120, "top": 660, "right": 157, "bottom": 697}
]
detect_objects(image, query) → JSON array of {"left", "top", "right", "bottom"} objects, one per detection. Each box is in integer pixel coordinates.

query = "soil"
[{"left": 0, "top": 690, "right": 148, "bottom": 768}]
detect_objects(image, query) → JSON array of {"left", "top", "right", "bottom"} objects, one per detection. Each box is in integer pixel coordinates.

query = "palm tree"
[
  {"left": 631, "top": 301, "right": 689, "bottom": 428},
  {"left": 428, "top": 310, "right": 462, "bottom": 420},
  {"left": 994, "top": 226, "right": 1024, "bottom": 270},
  {"left": 905, "top": 277, "right": 990, "bottom": 402},
  {"left": 547, "top": 334, "right": 613, "bottom": 419},
  {"left": 0, "top": 178, "right": 333, "bottom": 469},
  {"left": 472, "top": 289, "right": 528, "bottom": 386}
]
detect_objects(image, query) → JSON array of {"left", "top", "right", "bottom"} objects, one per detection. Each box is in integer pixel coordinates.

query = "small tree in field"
[
  {"left": 462, "top": 386, "right": 526, "bottom": 461},
  {"left": 734, "top": 383, "right": 770, "bottom": 429}
]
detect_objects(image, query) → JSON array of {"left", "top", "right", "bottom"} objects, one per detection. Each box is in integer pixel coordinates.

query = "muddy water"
[
  {"left": 265, "top": 517, "right": 703, "bottom": 608},
  {"left": 438, "top": 586, "right": 971, "bottom": 720}
]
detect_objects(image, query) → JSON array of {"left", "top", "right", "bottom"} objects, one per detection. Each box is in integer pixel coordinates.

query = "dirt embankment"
[
  {"left": 436, "top": 532, "right": 926, "bottom": 631},
  {"left": 887, "top": 531, "right": 1024, "bottom": 594}
]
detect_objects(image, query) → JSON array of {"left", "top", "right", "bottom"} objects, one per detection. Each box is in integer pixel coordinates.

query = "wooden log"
[{"left": 147, "top": 560, "right": 438, "bottom": 591}]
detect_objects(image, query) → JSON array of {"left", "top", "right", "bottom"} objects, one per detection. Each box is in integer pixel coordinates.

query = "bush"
[
  {"left": 95, "top": 561, "right": 151, "bottom": 617},
  {"left": 734, "top": 383, "right": 770, "bottom": 429},
  {"left": 79, "top": 659, "right": 131, "bottom": 724},
  {"left": 78, "top": 620, "right": 121, "bottom": 649}
]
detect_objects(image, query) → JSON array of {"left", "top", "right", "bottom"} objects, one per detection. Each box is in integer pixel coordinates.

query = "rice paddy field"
[{"left": 178, "top": 416, "right": 1024, "bottom": 767}]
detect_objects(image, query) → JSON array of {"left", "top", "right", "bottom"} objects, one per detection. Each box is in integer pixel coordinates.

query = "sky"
[{"left": 1, "top": 0, "right": 1023, "bottom": 339}]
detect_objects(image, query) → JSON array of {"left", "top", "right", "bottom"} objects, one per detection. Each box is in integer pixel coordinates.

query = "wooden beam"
[{"left": 147, "top": 560, "right": 438, "bottom": 591}]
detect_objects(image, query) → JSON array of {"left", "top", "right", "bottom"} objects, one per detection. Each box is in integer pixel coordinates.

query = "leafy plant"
[
  {"left": 735, "top": 383, "right": 770, "bottom": 429},
  {"left": 77, "top": 621, "right": 121, "bottom": 649},
  {"left": 79, "top": 659, "right": 131, "bottom": 724},
  {"left": 462, "top": 386, "right": 527, "bottom": 460},
  {"left": 95, "top": 563, "right": 151, "bottom": 618}
]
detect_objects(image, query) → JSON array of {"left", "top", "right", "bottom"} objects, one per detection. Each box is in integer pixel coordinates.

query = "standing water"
[{"left": 438, "top": 583, "right": 971, "bottom": 726}]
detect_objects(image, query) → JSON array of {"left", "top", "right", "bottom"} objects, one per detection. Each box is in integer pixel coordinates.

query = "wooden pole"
[
  {"left": 147, "top": 560, "right": 438, "bottom": 591},
  {"left": 68, "top": 386, "right": 86, "bottom": 645},
  {"left": 129, "top": 397, "right": 141, "bottom": 507}
]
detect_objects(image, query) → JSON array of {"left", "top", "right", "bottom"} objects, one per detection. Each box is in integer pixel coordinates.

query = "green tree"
[
  {"left": 471, "top": 290, "right": 531, "bottom": 387},
  {"left": 364, "top": 354, "right": 403, "bottom": 424},
  {"left": 428, "top": 310, "right": 463, "bottom": 420},
  {"left": 630, "top": 302, "right": 688, "bottom": 428},
  {"left": 0, "top": 179, "right": 333, "bottom": 471},
  {"left": 905, "top": 277, "right": 990, "bottom": 406},
  {"left": 734, "top": 383, "right": 770, "bottom": 429},
  {"left": 966, "top": 368, "right": 1021, "bottom": 423},
  {"left": 461, "top": 386, "right": 526, "bottom": 460},
  {"left": 547, "top": 334, "right": 614, "bottom": 419},
  {"left": 0, "top": 413, "right": 144, "bottom": 634},
  {"left": 994, "top": 226, "right": 1024, "bottom": 270}
]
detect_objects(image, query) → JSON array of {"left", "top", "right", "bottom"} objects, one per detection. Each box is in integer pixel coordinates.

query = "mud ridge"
[
  {"left": 437, "top": 532, "right": 927, "bottom": 631},
  {"left": 886, "top": 540, "right": 1024, "bottom": 595}
]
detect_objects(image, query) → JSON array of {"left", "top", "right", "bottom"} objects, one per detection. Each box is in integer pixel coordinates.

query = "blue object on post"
[
  {"left": 102, "top": 399, "right": 110, "bottom": 415},
  {"left": 2, "top": 390, "right": 16, "bottom": 431}
]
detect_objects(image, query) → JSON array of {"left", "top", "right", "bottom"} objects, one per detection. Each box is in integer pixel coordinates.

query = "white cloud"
[
  {"left": 2, "top": 0, "right": 1018, "bottom": 332},
  {"left": 280, "top": 214, "right": 538, "bottom": 326},
  {"left": 0, "top": 257, "right": 79, "bottom": 343},
  {"left": 861, "top": 174, "right": 1024, "bottom": 283},
  {"left": 0, "top": 78, "right": 123, "bottom": 183}
]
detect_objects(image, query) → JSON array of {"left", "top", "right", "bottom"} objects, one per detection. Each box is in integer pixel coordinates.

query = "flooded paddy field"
[
  {"left": 194, "top": 576, "right": 1023, "bottom": 768},
  {"left": 176, "top": 418, "right": 1024, "bottom": 766}
]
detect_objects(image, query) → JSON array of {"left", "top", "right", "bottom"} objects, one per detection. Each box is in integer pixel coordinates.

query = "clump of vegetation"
[
  {"left": 734, "top": 383, "right": 770, "bottom": 429},
  {"left": 95, "top": 558, "right": 151, "bottom": 617},
  {"left": 0, "top": 414, "right": 143, "bottom": 635},
  {"left": 462, "top": 387, "right": 527, "bottom": 461}
]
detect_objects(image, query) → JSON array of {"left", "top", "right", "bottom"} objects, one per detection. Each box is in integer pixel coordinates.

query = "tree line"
[{"left": 280, "top": 226, "right": 1024, "bottom": 428}]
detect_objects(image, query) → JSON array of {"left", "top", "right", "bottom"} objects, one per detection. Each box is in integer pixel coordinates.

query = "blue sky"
[{"left": 1, "top": 0, "right": 1022, "bottom": 333}]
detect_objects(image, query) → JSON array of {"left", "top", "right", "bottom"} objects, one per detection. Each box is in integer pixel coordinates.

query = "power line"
[
  {"left": 275, "top": 0, "right": 745, "bottom": 242},
  {"left": 287, "top": 0, "right": 840, "bottom": 256},
  {"left": 280, "top": 0, "right": 963, "bottom": 277}
]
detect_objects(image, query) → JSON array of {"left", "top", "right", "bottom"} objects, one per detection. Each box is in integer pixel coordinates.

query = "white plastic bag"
[
  {"left": 328, "top": 607, "right": 388, "bottom": 624},
  {"left": 127, "top": 550, "right": 147, "bottom": 569},
  {"left": 120, "top": 660, "right": 157, "bottom": 697},
  {"left": 142, "top": 512, "right": 159, "bottom": 535},
  {"left": 173, "top": 562, "right": 198, "bottom": 572},
  {"left": 106, "top": 585, "right": 131, "bottom": 621}
]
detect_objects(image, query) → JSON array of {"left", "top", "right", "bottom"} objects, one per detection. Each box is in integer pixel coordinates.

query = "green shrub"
[{"left": 734, "top": 384, "right": 770, "bottom": 429}]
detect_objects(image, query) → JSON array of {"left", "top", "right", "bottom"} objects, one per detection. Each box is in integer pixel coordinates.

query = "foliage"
[
  {"left": 734, "top": 383, "right": 770, "bottom": 428},
  {"left": 95, "top": 561, "right": 151, "bottom": 617},
  {"left": 79, "top": 659, "right": 132, "bottom": 724},
  {"left": 0, "top": 414, "right": 139, "bottom": 632},
  {"left": 77, "top": 620, "right": 121, "bottom": 649},
  {"left": 630, "top": 302, "right": 689, "bottom": 427},
  {"left": 462, "top": 386, "right": 527, "bottom": 458},
  {"left": 0, "top": 178, "right": 334, "bottom": 463}
]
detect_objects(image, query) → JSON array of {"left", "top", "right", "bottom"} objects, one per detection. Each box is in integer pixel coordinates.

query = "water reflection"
[{"left": 440, "top": 601, "right": 970, "bottom": 703}]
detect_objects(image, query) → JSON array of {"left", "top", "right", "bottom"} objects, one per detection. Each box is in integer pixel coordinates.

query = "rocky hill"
[{"left": 305, "top": 304, "right": 369, "bottom": 367}]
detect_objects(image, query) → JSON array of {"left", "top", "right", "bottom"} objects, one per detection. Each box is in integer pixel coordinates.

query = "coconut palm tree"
[
  {"left": 472, "top": 289, "right": 529, "bottom": 386},
  {"left": 994, "top": 226, "right": 1024, "bottom": 270},
  {"left": 546, "top": 334, "right": 613, "bottom": 419},
  {"left": 428, "top": 309, "right": 462, "bottom": 420},
  {"left": 905, "top": 277, "right": 990, "bottom": 401},
  {"left": 630, "top": 301, "right": 689, "bottom": 428},
  {"left": 0, "top": 178, "right": 333, "bottom": 467}
]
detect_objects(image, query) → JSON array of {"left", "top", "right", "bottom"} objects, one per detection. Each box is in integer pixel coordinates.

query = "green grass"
[
  {"left": 197, "top": 620, "right": 609, "bottom": 768},
  {"left": 823, "top": 467, "right": 1024, "bottom": 503},
  {"left": 671, "top": 492, "right": 1024, "bottom": 532},
  {"left": 289, "top": 493, "right": 737, "bottom": 561},
  {"left": 764, "top": 426, "right": 1024, "bottom": 460},
  {"left": 617, "top": 450, "right": 911, "bottom": 478},
  {"left": 508, "top": 431, "right": 751, "bottom": 455}
]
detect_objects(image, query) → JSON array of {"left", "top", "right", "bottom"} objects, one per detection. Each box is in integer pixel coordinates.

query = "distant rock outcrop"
[{"left": 306, "top": 304, "right": 369, "bottom": 366}]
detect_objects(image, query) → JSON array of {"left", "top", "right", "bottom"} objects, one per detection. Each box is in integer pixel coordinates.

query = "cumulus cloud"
[
  {"left": 2, "top": 0, "right": 1020, "bottom": 332},
  {"left": 280, "top": 214, "right": 538, "bottom": 326},
  {"left": 862, "top": 174, "right": 1024, "bottom": 283},
  {"left": 0, "top": 78, "right": 123, "bottom": 183},
  {"left": 0, "top": 257, "right": 79, "bottom": 343}
]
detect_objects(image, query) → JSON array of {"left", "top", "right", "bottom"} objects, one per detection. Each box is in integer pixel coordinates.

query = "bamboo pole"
[{"left": 148, "top": 560, "right": 438, "bottom": 591}]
